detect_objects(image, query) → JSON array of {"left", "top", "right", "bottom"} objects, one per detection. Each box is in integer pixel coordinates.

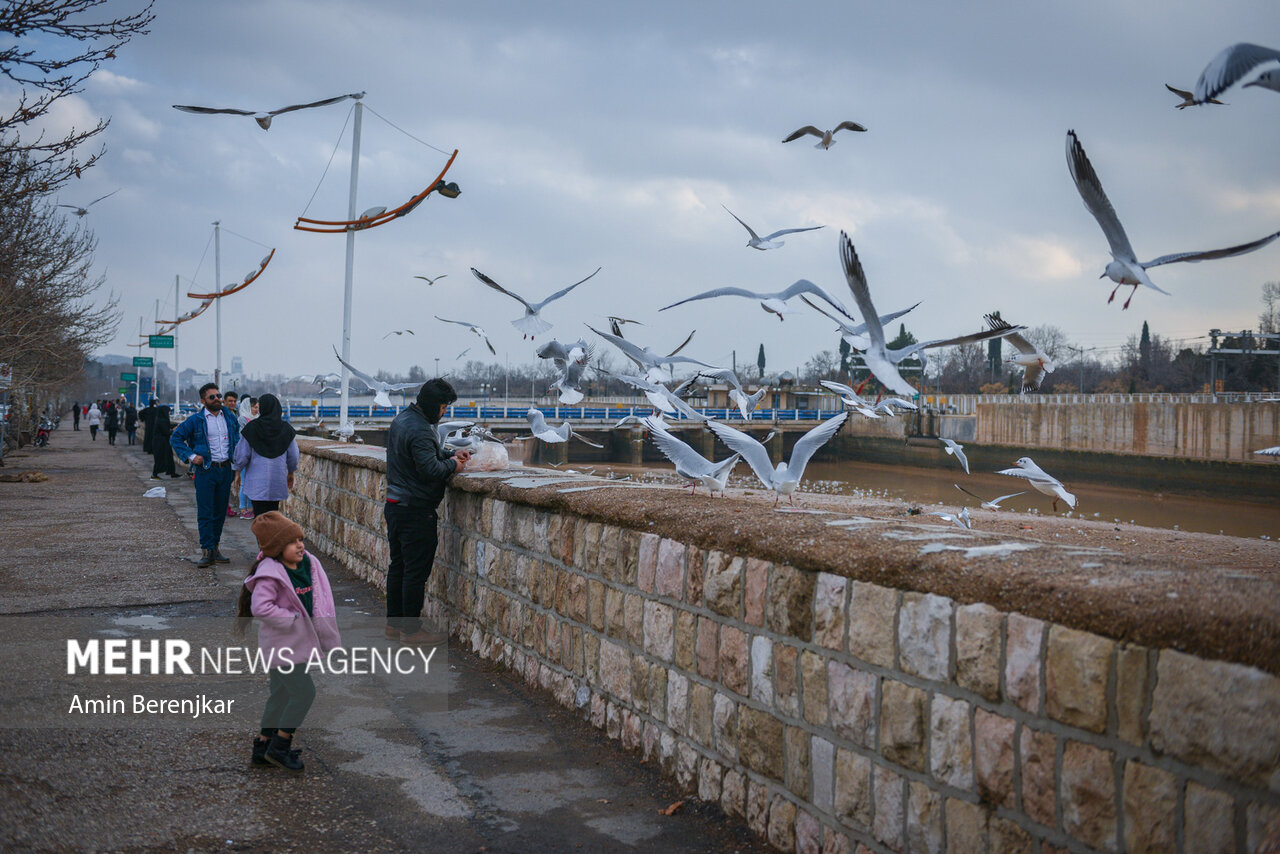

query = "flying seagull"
[
  {"left": 984, "top": 313, "right": 1053, "bottom": 393},
  {"left": 434, "top": 316, "right": 497, "bottom": 355},
  {"left": 722, "top": 205, "right": 823, "bottom": 250},
  {"left": 1182, "top": 43, "right": 1280, "bottom": 106},
  {"left": 536, "top": 338, "right": 592, "bottom": 405},
  {"left": 659, "top": 279, "right": 849, "bottom": 321},
  {"left": 331, "top": 345, "right": 421, "bottom": 408},
  {"left": 470, "top": 266, "right": 601, "bottom": 339},
  {"left": 997, "top": 456, "right": 1076, "bottom": 511},
  {"left": 955, "top": 483, "right": 1025, "bottom": 510},
  {"left": 930, "top": 506, "right": 973, "bottom": 530},
  {"left": 1164, "top": 83, "right": 1223, "bottom": 110},
  {"left": 1254, "top": 446, "right": 1280, "bottom": 457},
  {"left": 172, "top": 92, "right": 365, "bottom": 130},
  {"left": 819, "top": 380, "right": 882, "bottom": 418},
  {"left": 603, "top": 370, "right": 708, "bottom": 422},
  {"left": 939, "top": 438, "right": 970, "bottom": 475},
  {"left": 519, "top": 408, "right": 604, "bottom": 448},
  {"left": 588, "top": 324, "right": 719, "bottom": 383},
  {"left": 1066, "top": 130, "right": 1280, "bottom": 309},
  {"left": 607, "top": 315, "right": 644, "bottom": 337},
  {"left": 413, "top": 274, "right": 448, "bottom": 285},
  {"left": 782, "top": 121, "right": 867, "bottom": 149},
  {"left": 455, "top": 347, "right": 471, "bottom": 361},
  {"left": 801, "top": 294, "right": 920, "bottom": 350},
  {"left": 56, "top": 189, "right": 118, "bottom": 217},
  {"left": 382, "top": 329, "right": 415, "bottom": 339},
  {"left": 836, "top": 232, "right": 1025, "bottom": 397},
  {"left": 693, "top": 367, "right": 767, "bottom": 420},
  {"left": 643, "top": 417, "right": 741, "bottom": 496},
  {"left": 708, "top": 411, "right": 848, "bottom": 505}
]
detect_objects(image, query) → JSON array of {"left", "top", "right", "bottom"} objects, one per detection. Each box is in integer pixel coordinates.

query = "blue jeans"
[{"left": 194, "top": 464, "right": 234, "bottom": 550}]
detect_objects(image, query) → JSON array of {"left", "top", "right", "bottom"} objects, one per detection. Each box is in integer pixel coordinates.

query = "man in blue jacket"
[{"left": 171, "top": 382, "right": 241, "bottom": 567}]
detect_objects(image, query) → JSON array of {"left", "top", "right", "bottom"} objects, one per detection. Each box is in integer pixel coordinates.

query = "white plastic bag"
[
  {"left": 465, "top": 442, "right": 509, "bottom": 472},
  {"left": 143, "top": 486, "right": 166, "bottom": 498}
]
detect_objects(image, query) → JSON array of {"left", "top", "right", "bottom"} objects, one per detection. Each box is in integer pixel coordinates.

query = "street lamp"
[{"left": 434, "top": 357, "right": 440, "bottom": 377}]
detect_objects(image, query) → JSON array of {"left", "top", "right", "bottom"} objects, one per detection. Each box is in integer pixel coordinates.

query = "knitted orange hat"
[{"left": 250, "top": 511, "right": 304, "bottom": 558}]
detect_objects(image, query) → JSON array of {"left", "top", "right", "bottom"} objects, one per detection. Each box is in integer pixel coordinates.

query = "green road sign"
[
  {"left": 148, "top": 335, "right": 174, "bottom": 349},
  {"left": 118, "top": 387, "right": 129, "bottom": 394},
  {"left": 121, "top": 372, "right": 137, "bottom": 382},
  {"left": 133, "top": 356, "right": 153, "bottom": 367}
]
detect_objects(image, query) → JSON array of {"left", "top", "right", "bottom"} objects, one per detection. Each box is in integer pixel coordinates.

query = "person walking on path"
[
  {"left": 104, "top": 403, "right": 119, "bottom": 445},
  {"left": 86, "top": 403, "right": 101, "bottom": 441},
  {"left": 149, "top": 404, "right": 179, "bottom": 479},
  {"left": 234, "top": 397, "right": 258, "bottom": 518},
  {"left": 232, "top": 394, "right": 298, "bottom": 518},
  {"left": 124, "top": 403, "right": 138, "bottom": 446},
  {"left": 171, "top": 383, "right": 240, "bottom": 568},
  {"left": 384, "top": 378, "right": 469, "bottom": 646},
  {"left": 71, "top": 402, "right": 80, "bottom": 431},
  {"left": 140, "top": 398, "right": 156, "bottom": 454},
  {"left": 236, "top": 511, "right": 341, "bottom": 772}
]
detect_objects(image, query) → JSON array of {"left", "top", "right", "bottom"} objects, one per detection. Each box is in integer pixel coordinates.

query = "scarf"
[{"left": 239, "top": 393, "right": 296, "bottom": 459}]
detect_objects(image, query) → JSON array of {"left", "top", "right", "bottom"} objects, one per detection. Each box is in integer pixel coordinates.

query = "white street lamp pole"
[
  {"left": 174, "top": 275, "right": 180, "bottom": 411},
  {"left": 135, "top": 316, "right": 142, "bottom": 409},
  {"left": 338, "top": 98, "right": 364, "bottom": 437},
  {"left": 213, "top": 221, "right": 222, "bottom": 389}
]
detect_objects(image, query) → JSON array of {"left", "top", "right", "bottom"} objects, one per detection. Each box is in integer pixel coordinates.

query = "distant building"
[{"left": 231, "top": 356, "right": 243, "bottom": 374}]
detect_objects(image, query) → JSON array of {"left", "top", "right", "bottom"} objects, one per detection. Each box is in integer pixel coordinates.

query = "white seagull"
[
  {"left": 873, "top": 398, "right": 917, "bottom": 417},
  {"left": 819, "top": 380, "right": 882, "bottom": 419},
  {"left": 939, "top": 438, "right": 970, "bottom": 475},
  {"left": 782, "top": 121, "right": 867, "bottom": 149},
  {"left": 707, "top": 411, "right": 848, "bottom": 505},
  {"left": 1066, "top": 130, "right": 1280, "bottom": 310},
  {"left": 996, "top": 457, "right": 1076, "bottom": 511},
  {"left": 836, "top": 232, "right": 1025, "bottom": 397},
  {"left": 56, "top": 189, "right": 118, "bottom": 217},
  {"left": 470, "top": 266, "right": 601, "bottom": 339},
  {"left": 331, "top": 346, "right": 421, "bottom": 408},
  {"left": 722, "top": 205, "right": 823, "bottom": 250},
  {"left": 588, "top": 324, "right": 719, "bottom": 383},
  {"left": 413, "top": 274, "right": 448, "bottom": 285},
  {"left": 694, "top": 368, "right": 767, "bottom": 420},
  {"left": 1254, "top": 446, "right": 1280, "bottom": 457},
  {"left": 382, "top": 329, "right": 414, "bottom": 340},
  {"left": 643, "top": 417, "right": 741, "bottom": 496},
  {"left": 1186, "top": 43, "right": 1280, "bottom": 105},
  {"left": 435, "top": 316, "right": 497, "bottom": 355},
  {"left": 172, "top": 92, "right": 365, "bottom": 130},
  {"left": 660, "top": 279, "right": 849, "bottom": 321},
  {"left": 930, "top": 506, "right": 973, "bottom": 530},
  {"left": 520, "top": 408, "right": 603, "bottom": 448},
  {"left": 1164, "top": 84, "right": 1222, "bottom": 110},
  {"left": 984, "top": 313, "right": 1054, "bottom": 393},
  {"left": 536, "top": 338, "right": 592, "bottom": 405},
  {"left": 604, "top": 370, "right": 708, "bottom": 422},
  {"left": 955, "top": 483, "right": 1025, "bottom": 510},
  {"left": 800, "top": 294, "right": 920, "bottom": 350}
]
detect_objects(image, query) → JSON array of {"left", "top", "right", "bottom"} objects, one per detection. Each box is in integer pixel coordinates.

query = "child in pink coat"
[{"left": 235, "top": 511, "right": 342, "bottom": 771}]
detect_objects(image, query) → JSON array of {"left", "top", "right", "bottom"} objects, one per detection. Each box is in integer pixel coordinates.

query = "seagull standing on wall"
[
  {"left": 707, "top": 411, "right": 849, "bottom": 506},
  {"left": 643, "top": 417, "right": 741, "bottom": 496}
]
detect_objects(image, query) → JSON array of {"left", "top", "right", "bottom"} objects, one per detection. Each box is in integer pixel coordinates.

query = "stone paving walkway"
[{"left": 0, "top": 430, "right": 767, "bottom": 853}]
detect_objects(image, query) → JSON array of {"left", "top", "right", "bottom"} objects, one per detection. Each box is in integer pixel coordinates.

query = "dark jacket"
[
  {"left": 385, "top": 403, "right": 456, "bottom": 508},
  {"left": 104, "top": 407, "right": 119, "bottom": 431},
  {"left": 124, "top": 406, "right": 137, "bottom": 430},
  {"left": 170, "top": 407, "right": 240, "bottom": 470}
]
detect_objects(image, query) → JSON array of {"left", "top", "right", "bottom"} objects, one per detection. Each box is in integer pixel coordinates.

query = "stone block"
[
  {"left": 944, "top": 798, "right": 986, "bottom": 853},
  {"left": 811, "top": 736, "right": 835, "bottom": 813},
  {"left": 786, "top": 725, "right": 811, "bottom": 800},
  {"left": 828, "top": 661, "right": 876, "bottom": 748},
  {"left": 747, "top": 780, "right": 770, "bottom": 837},
  {"left": 988, "top": 816, "right": 1032, "bottom": 854},
  {"left": 1061, "top": 740, "right": 1117, "bottom": 853},
  {"left": 689, "top": 682, "right": 714, "bottom": 745},
  {"left": 745, "top": 557, "right": 769, "bottom": 626},
  {"left": 795, "top": 809, "right": 822, "bottom": 854},
  {"left": 643, "top": 600, "right": 675, "bottom": 660},
  {"left": 676, "top": 741, "right": 698, "bottom": 792},
  {"left": 769, "top": 797, "right": 798, "bottom": 854},
  {"left": 674, "top": 608, "right": 697, "bottom": 671},
  {"left": 774, "top": 642, "right": 801, "bottom": 717},
  {"left": 906, "top": 781, "right": 943, "bottom": 854},
  {"left": 929, "top": 694, "right": 972, "bottom": 790},
  {"left": 685, "top": 547, "right": 706, "bottom": 606},
  {"left": 614, "top": 529, "right": 636, "bottom": 585},
  {"left": 704, "top": 552, "right": 744, "bottom": 618},
  {"left": 833, "top": 747, "right": 872, "bottom": 832},
  {"left": 812, "top": 572, "right": 847, "bottom": 651},
  {"left": 1149, "top": 650, "right": 1280, "bottom": 790},
  {"left": 1184, "top": 782, "right": 1234, "bottom": 854},
  {"left": 824, "top": 827, "right": 853, "bottom": 854},
  {"left": 641, "top": 720, "right": 659, "bottom": 761},
  {"left": 566, "top": 572, "right": 588, "bottom": 623},
  {"left": 768, "top": 564, "right": 816, "bottom": 641},
  {"left": 587, "top": 579, "right": 605, "bottom": 632},
  {"left": 720, "top": 625, "right": 750, "bottom": 696},
  {"left": 801, "top": 650, "right": 829, "bottom": 727},
  {"left": 655, "top": 538, "right": 685, "bottom": 599},
  {"left": 1115, "top": 644, "right": 1149, "bottom": 746},
  {"left": 1122, "top": 760, "right": 1176, "bottom": 854},
  {"left": 721, "top": 768, "right": 746, "bottom": 819},
  {"left": 880, "top": 680, "right": 927, "bottom": 772},
  {"left": 848, "top": 581, "right": 897, "bottom": 668},
  {"left": 897, "top": 592, "right": 953, "bottom": 681},
  {"left": 631, "top": 654, "right": 650, "bottom": 713},
  {"left": 873, "top": 764, "right": 904, "bottom": 851},
  {"left": 624, "top": 592, "right": 643, "bottom": 647},
  {"left": 667, "top": 670, "right": 689, "bottom": 734},
  {"left": 751, "top": 635, "right": 774, "bottom": 705},
  {"left": 1045, "top": 625, "right": 1112, "bottom": 733},
  {"left": 696, "top": 617, "right": 718, "bottom": 679},
  {"left": 1019, "top": 727, "right": 1055, "bottom": 828},
  {"left": 973, "top": 709, "right": 1016, "bottom": 809},
  {"left": 738, "top": 705, "right": 785, "bottom": 780},
  {"left": 1004, "top": 613, "right": 1044, "bottom": 713},
  {"left": 1247, "top": 802, "right": 1280, "bottom": 854},
  {"left": 622, "top": 709, "right": 643, "bottom": 752},
  {"left": 604, "top": 586, "right": 626, "bottom": 640},
  {"left": 646, "top": 662, "right": 667, "bottom": 723},
  {"left": 698, "top": 756, "right": 723, "bottom": 803},
  {"left": 637, "top": 532, "right": 659, "bottom": 592},
  {"left": 714, "top": 692, "right": 737, "bottom": 760}
]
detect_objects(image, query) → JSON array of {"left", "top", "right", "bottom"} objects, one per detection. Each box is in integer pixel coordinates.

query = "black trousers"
[
  {"left": 251, "top": 499, "right": 280, "bottom": 516},
  {"left": 384, "top": 502, "right": 439, "bottom": 635},
  {"left": 151, "top": 438, "right": 175, "bottom": 476},
  {"left": 260, "top": 667, "right": 316, "bottom": 735}
]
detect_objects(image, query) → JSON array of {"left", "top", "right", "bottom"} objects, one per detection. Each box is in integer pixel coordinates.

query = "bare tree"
[{"left": 1260, "top": 281, "right": 1280, "bottom": 336}]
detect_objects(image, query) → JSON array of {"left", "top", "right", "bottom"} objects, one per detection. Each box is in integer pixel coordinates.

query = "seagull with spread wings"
[
  {"left": 603, "top": 370, "right": 708, "bottom": 422},
  {"left": 331, "top": 346, "right": 421, "bottom": 408},
  {"left": 984, "top": 313, "right": 1054, "bottom": 393},
  {"left": 722, "top": 205, "right": 823, "bottom": 250},
  {"left": 819, "top": 380, "right": 881, "bottom": 419},
  {"left": 470, "top": 266, "right": 601, "bottom": 339},
  {"left": 382, "top": 329, "right": 414, "bottom": 340},
  {"left": 172, "top": 91, "right": 365, "bottom": 130},
  {"left": 56, "top": 189, "right": 118, "bottom": 217},
  {"left": 588, "top": 324, "right": 718, "bottom": 383},
  {"left": 1178, "top": 43, "right": 1280, "bottom": 106},
  {"left": 413, "top": 274, "right": 448, "bottom": 285},
  {"left": 1066, "top": 130, "right": 1280, "bottom": 309},
  {"left": 693, "top": 368, "right": 767, "bottom": 421},
  {"left": 930, "top": 506, "right": 973, "bottom": 530},
  {"left": 997, "top": 457, "right": 1076, "bottom": 511},
  {"left": 955, "top": 483, "right": 1025, "bottom": 510},
  {"left": 536, "top": 338, "right": 592, "bottom": 405},
  {"left": 518, "top": 408, "right": 604, "bottom": 448},
  {"left": 434, "top": 316, "right": 497, "bottom": 355},
  {"left": 800, "top": 294, "right": 919, "bottom": 350},
  {"left": 782, "top": 121, "right": 867, "bottom": 149},
  {"left": 660, "top": 279, "right": 849, "bottom": 321},
  {"left": 643, "top": 417, "right": 741, "bottom": 496},
  {"left": 707, "top": 411, "right": 848, "bottom": 506},
  {"left": 939, "top": 438, "right": 970, "bottom": 475}
]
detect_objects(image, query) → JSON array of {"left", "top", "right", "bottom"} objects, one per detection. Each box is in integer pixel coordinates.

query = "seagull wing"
[
  {"left": 530, "top": 266, "right": 602, "bottom": 311},
  {"left": 1066, "top": 130, "right": 1138, "bottom": 265},
  {"left": 331, "top": 346, "right": 380, "bottom": 391},
  {"left": 706, "top": 421, "right": 775, "bottom": 488},
  {"left": 907, "top": 324, "right": 1027, "bottom": 357},
  {"left": 774, "top": 279, "right": 849, "bottom": 315},
  {"left": 536, "top": 340, "right": 571, "bottom": 365},
  {"left": 471, "top": 268, "right": 535, "bottom": 311},
  {"left": 819, "top": 379, "right": 860, "bottom": 399},
  {"left": 173, "top": 104, "right": 256, "bottom": 116},
  {"left": 782, "top": 126, "right": 823, "bottom": 143},
  {"left": 660, "top": 286, "right": 770, "bottom": 311},
  {"left": 760, "top": 224, "right": 825, "bottom": 242},
  {"left": 859, "top": 347, "right": 919, "bottom": 398},
  {"left": 697, "top": 367, "right": 743, "bottom": 390},
  {"left": 646, "top": 421, "right": 714, "bottom": 476},
  {"left": 1194, "top": 43, "right": 1280, "bottom": 102},
  {"left": 838, "top": 234, "right": 888, "bottom": 350},
  {"left": 665, "top": 329, "right": 696, "bottom": 357},
  {"left": 722, "top": 206, "right": 761, "bottom": 241},
  {"left": 1143, "top": 229, "right": 1280, "bottom": 269},
  {"left": 572, "top": 429, "right": 604, "bottom": 448},
  {"left": 383, "top": 382, "right": 422, "bottom": 392},
  {"left": 983, "top": 314, "right": 1035, "bottom": 355},
  {"left": 833, "top": 121, "right": 868, "bottom": 134},
  {"left": 267, "top": 91, "right": 364, "bottom": 117},
  {"left": 587, "top": 324, "right": 650, "bottom": 370},
  {"left": 1022, "top": 362, "right": 1046, "bottom": 392},
  {"left": 658, "top": 386, "right": 709, "bottom": 421},
  {"left": 786, "top": 411, "right": 849, "bottom": 481},
  {"left": 87, "top": 189, "right": 119, "bottom": 207}
]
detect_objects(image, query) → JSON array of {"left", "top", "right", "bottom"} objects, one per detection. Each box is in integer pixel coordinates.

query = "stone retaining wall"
[{"left": 286, "top": 439, "right": 1280, "bottom": 854}]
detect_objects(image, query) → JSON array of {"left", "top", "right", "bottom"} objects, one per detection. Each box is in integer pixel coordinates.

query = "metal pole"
[
  {"left": 213, "top": 221, "right": 222, "bottom": 389},
  {"left": 136, "top": 316, "right": 143, "bottom": 409},
  {"left": 174, "top": 275, "right": 180, "bottom": 411},
  {"left": 153, "top": 299, "right": 159, "bottom": 403},
  {"left": 338, "top": 98, "right": 364, "bottom": 437}
]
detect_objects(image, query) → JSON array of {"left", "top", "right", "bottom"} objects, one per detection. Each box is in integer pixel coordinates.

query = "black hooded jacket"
[{"left": 385, "top": 403, "right": 456, "bottom": 508}]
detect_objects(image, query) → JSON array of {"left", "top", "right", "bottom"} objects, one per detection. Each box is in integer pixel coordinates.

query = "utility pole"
[
  {"left": 213, "top": 221, "right": 221, "bottom": 389},
  {"left": 337, "top": 98, "right": 364, "bottom": 437},
  {"left": 174, "top": 275, "right": 180, "bottom": 411},
  {"left": 1066, "top": 345, "right": 1095, "bottom": 393}
]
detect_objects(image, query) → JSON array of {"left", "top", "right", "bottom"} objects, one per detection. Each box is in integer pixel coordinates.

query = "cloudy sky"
[{"left": 26, "top": 1, "right": 1280, "bottom": 382}]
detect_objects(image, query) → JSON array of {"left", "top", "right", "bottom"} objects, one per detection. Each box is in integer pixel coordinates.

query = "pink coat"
[{"left": 246, "top": 552, "right": 342, "bottom": 667}]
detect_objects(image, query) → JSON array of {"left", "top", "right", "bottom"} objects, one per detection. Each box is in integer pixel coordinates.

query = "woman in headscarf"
[{"left": 231, "top": 394, "right": 299, "bottom": 517}]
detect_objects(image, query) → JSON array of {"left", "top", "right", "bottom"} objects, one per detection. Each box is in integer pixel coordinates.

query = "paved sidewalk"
[{"left": 0, "top": 431, "right": 767, "bottom": 853}]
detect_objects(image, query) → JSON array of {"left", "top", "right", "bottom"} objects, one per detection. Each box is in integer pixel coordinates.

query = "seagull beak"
[{"left": 1098, "top": 272, "right": 1107, "bottom": 279}]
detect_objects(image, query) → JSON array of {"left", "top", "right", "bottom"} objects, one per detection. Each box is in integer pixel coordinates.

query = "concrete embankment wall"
[{"left": 287, "top": 439, "right": 1280, "bottom": 854}]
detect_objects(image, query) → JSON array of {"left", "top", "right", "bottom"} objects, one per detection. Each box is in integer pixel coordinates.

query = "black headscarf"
[{"left": 240, "top": 393, "right": 296, "bottom": 459}]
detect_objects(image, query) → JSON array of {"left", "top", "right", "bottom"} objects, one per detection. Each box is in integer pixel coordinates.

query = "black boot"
[
  {"left": 197, "top": 549, "right": 214, "bottom": 568},
  {"left": 264, "top": 733, "right": 304, "bottom": 771},
  {"left": 252, "top": 735, "right": 300, "bottom": 767}
]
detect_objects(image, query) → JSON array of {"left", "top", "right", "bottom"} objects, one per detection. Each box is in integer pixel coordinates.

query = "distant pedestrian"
[
  {"left": 383, "top": 378, "right": 469, "bottom": 646},
  {"left": 71, "top": 402, "right": 80, "bottom": 431},
  {"left": 124, "top": 403, "right": 138, "bottom": 445},
  {"left": 233, "top": 394, "right": 299, "bottom": 518},
  {"left": 234, "top": 396, "right": 258, "bottom": 517},
  {"left": 149, "top": 405, "right": 178, "bottom": 479},
  {"left": 104, "top": 403, "right": 119, "bottom": 445},
  {"left": 140, "top": 398, "right": 157, "bottom": 454},
  {"left": 171, "top": 383, "right": 240, "bottom": 568},
  {"left": 86, "top": 403, "right": 101, "bottom": 440},
  {"left": 236, "top": 511, "right": 341, "bottom": 772}
]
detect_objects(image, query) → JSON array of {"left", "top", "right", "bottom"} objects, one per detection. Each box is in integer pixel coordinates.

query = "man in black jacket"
[{"left": 384, "top": 378, "right": 470, "bottom": 645}]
